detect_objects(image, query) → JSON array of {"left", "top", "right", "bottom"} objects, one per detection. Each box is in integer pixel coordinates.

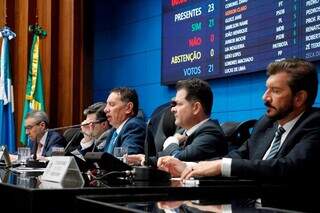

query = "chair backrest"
[
  {"left": 63, "top": 128, "right": 84, "bottom": 153},
  {"left": 149, "top": 102, "right": 177, "bottom": 153},
  {"left": 221, "top": 119, "right": 257, "bottom": 152},
  {"left": 137, "top": 108, "right": 146, "bottom": 122}
]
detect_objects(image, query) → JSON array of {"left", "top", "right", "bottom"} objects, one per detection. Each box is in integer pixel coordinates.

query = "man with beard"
[{"left": 158, "top": 58, "right": 320, "bottom": 182}]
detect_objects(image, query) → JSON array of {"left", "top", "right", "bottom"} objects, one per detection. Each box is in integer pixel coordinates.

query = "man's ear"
[
  {"left": 294, "top": 90, "right": 308, "bottom": 108},
  {"left": 192, "top": 101, "right": 202, "bottom": 115},
  {"left": 125, "top": 102, "right": 134, "bottom": 115},
  {"left": 39, "top": 121, "right": 47, "bottom": 130}
]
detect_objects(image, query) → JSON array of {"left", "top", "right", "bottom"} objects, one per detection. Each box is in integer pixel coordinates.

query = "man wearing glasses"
[
  {"left": 24, "top": 110, "right": 66, "bottom": 158},
  {"left": 77, "top": 102, "right": 111, "bottom": 155}
]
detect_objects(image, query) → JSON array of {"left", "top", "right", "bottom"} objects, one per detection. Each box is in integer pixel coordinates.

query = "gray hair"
[{"left": 26, "top": 110, "right": 49, "bottom": 127}]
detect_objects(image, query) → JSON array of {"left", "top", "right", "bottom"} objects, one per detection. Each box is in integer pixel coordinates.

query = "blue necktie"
[
  {"left": 266, "top": 127, "right": 285, "bottom": 160},
  {"left": 105, "top": 131, "right": 118, "bottom": 154}
]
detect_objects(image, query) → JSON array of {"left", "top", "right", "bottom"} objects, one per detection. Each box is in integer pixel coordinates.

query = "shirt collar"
[
  {"left": 115, "top": 118, "right": 130, "bottom": 134},
  {"left": 278, "top": 112, "right": 304, "bottom": 138},
  {"left": 185, "top": 118, "right": 210, "bottom": 136},
  {"left": 39, "top": 131, "right": 48, "bottom": 147}
]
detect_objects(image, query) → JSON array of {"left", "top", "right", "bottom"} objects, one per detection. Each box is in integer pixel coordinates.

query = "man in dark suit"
[
  {"left": 158, "top": 58, "right": 320, "bottom": 181},
  {"left": 158, "top": 78, "right": 227, "bottom": 161},
  {"left": 103, "top": 87, "right": 145, "bottom": 155},
  {"left": 127, "top": 78, "right": 227, "bottom": 165},
  {"left": 24, "top": 110, "right": 66, "bottom": 157},
  {"left": 76, "top": 102, "right": 111, "bottom": 155}
]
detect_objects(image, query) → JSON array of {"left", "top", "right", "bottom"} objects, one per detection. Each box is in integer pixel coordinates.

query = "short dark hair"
[
  {"left": 176, "top": 78, "right": 213, "bottom": 116},
  {"left": 83, "top": 102, "right": 107, "bottom": 122},
  {"left": 267, "top": 58, "right": 318, "bottom": 108},
  {"left": 110, "top": 87, "right": 139, "bottom": 116},
  {"left": 26, "top": 110, "right": 49, "bottom": 127}
]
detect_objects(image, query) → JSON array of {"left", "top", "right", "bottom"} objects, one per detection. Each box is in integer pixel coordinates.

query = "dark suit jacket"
[
  {"left": 227, "top": 107, "right": 320, "bottom": 180},
  {"left": 159, "top": 119, "right": 227, "bottom": 161},
  {"left": 31, "top": 131, "right": 66, "bottom": 157},
  {"left": 103, "top": 117, "right": 145, "bottom": 154}
]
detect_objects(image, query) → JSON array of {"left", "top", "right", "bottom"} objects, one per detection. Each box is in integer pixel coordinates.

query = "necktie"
[
  {"left": 183, "top": 130, "right": 188, "bottom": 136},
  {"left": 266, "top": 127, "right": 285, "bottom": 160},
  {"left": 181, "top": 130, "right": 188, "bottom": 148},
  {"left": 105, "top": 131, "right": 118, "bottom": 154},
  {"left": 37, "top": 143, "right": 43, "bottom": 158}
]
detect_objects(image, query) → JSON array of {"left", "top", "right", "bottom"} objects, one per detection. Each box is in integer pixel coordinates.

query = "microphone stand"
[
  {"left": 64, "top": 130, "right": 82, "bottom": 154},
  {"left": 132, "top": 119, "right": 171, "bottom": 182},
  {"left": 26, "top": 135, "right": 47, "bottom": 168},
  {"left": 49, "top": 121, "right": 102, "bottom": 154},
  {"left": 48, "top": 120, "right": 102, "bottom": 132}
]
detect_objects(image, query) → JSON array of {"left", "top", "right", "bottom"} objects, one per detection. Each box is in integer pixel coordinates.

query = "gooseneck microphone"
[
  {"left": 33, "top": 135, "right": 38, "bottom": 161},
  {"left": 144, "top": 119, "right": 151, "bottom": 166},
  {"left": 48, "top": 120, "right": 102, "bottom": 132},
  {"left": 26, "top": 136, "right": 47, "bottom": 168},
  {"left": 131, "top": 117, "right": 171, "bottom": 182},
  {"left": 144, "top": 101, "right": 176, "bottom": 166},
  {"left": 48, "top": 119, "right": 107, "bottom": 154}
]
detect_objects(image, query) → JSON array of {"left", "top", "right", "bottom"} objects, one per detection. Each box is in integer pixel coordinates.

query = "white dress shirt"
[
  {"left": 37, "top": 131, "right": 48, "bottom": 158},
  {"left": 221, "top": 113, "right": 304, "bottom": 177},
  {"left": 162, "top": 118, "right": 210, "bottom": 149}
]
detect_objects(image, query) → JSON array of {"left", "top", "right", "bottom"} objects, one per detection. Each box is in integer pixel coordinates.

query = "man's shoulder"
[
  {"left": 306, "top": 107, "right": 320, "bottom": 117},
  {"left": 119, "top": 117, "right": 146, "bottom": 135},
  {"left": 191, "top": 119, "right": 224, "bottom": 138},
  {"left": 199, "top": 119, "right": 222, "bottom": 131},
  {"left": 295, "top": 107, "right": 320, "bottom": 127},
  {"left": 47, "top": 130, "right": 65, "bottom": 141},
  {"left": 125, "top": 116, "right": 146, "bottom": 126}
]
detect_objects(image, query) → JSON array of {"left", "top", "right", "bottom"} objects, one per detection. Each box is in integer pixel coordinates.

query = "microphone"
[
  {"left": 132, "top": 103, "right": 173, "bottom": 182},
  {"left": 47, "top": 120, "right": 103, "bottom": 132},
  {"left": 144, "top": 119, "right": 152, "bottom": 166},
  {"left": 63, "top": 129, "right": 83, "bottom": 154},
  {"left": 33, "top": 136, "right": 38, "bottom": 161},
  {"left": 26, "top": 136, "right": 47, "bottom": 168},
  {"left": 49, "top": 118, "right": 107, "bottom": 154},
  {"left": 144, "top": 101, "right": 176, "bottom": 166}
]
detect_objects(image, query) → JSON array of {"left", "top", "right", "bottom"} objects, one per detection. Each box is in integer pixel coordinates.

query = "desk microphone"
[
  {"left": 26, "top": 136, "right": 47, "bottom": 168},
  {"left": 47, "top": 119, "right": 107, "bottom": 154},
  {"left": 47, "top": 120, "right": 102, "bottom": 132},
  {"left": 132, "top": 118, "right": 171, "bottom": 182}
]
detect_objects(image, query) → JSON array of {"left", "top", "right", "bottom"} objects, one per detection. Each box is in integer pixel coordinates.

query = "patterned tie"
[
  {"left": 105, "top": 131, "right": 118, "bottom": 154},
  {"left": 266, "top": 127, "right": 285, "bottom": 160}
]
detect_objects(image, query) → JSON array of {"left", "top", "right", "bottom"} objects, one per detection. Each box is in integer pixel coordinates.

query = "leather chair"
[
  {"left": 221, "top": 119, "right": 257, "bottom": 152},
  {"left": 149, "top": 102, "right": 177, "bottom": 153},
  {"left": 63, "top": 128, "right": 83, "bottom": 153}
]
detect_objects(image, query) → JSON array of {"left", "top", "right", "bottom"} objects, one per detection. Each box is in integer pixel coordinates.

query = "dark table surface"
[{"left": 0, "top": 167, "right": 317, "bottom": 213}]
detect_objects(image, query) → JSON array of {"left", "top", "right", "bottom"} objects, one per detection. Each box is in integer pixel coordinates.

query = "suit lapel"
[
  {"left": 42, "top": 131, "right": 50, "bottom": 156},
  {"left": 184, "top": 120, "right": 209, "bottom": 146},
  {"left": 254, "top": 124, "right": 277, "bottom": 159},
  {"left": 276, "top": 111, "right": 307, "bottom": 156}
]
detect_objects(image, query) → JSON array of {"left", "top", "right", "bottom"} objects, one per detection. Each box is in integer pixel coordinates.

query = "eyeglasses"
[{"left": 25, "top": 121, "right": 41, "bottom": 130}]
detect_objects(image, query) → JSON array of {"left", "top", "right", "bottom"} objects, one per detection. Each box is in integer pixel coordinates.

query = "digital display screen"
[{"left": 161, "top": 0, "right": 320, "bottom": 85}]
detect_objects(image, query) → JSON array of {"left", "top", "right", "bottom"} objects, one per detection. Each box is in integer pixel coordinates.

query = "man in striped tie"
[
  {"left": 159, "top": 58, "right": 320, "bottom": 181},
  {"left": 158, "top": 59, "right": 320, "bottom": 210}
]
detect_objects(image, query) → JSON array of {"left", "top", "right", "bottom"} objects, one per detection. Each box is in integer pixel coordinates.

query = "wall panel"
[{"left": 0, "top": 0, "right": 92, "bottom": 146}]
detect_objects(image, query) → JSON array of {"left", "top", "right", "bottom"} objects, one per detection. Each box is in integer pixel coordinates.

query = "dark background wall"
[{"left": 92, "top": 0, "right": 320, "bottom": 123}]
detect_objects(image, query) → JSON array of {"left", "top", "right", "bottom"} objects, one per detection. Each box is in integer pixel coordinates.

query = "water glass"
[
  {"left": 113, "top": 147, "right": 128, "bottom": 163},
  {"left": 18, "top": 147, "right": 31, "bottom": 164}
]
